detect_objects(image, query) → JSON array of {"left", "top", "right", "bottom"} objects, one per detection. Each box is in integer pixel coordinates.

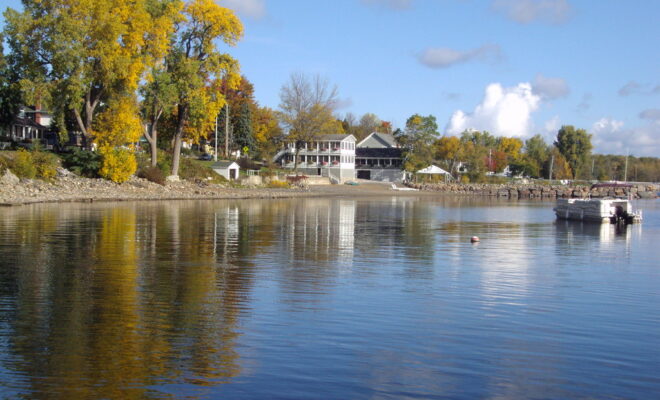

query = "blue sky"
[{"left": 2, "top": 0, "right": 659, "bottom": 156}]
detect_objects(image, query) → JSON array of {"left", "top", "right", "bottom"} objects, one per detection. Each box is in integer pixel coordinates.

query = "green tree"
[
  {"left": 233, "top": 102, "right": 254, "bottom": 153},
  {"left": 0, "top": 34, "right": 22, "bottom": 133},
  {"left": 400, "top": 114, "right": 439, "bottom": 172},
  {"left": 520, "top": 134, "right": 549, "bottom": 178},
  {"left": 554, "top": 125, "right": 593, "bottom": 179}
]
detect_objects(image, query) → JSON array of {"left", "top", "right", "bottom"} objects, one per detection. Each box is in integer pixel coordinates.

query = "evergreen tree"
[{"left": 233, "top": 102, "right": 254, "bottom": 153}]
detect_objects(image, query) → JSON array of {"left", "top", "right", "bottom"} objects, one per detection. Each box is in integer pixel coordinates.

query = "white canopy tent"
[
  {"left": 416, "top": 165, "right": 451, "bottom": 182},
  {"left": 417, "top": 165, "right": 450, "bottom": 175}
]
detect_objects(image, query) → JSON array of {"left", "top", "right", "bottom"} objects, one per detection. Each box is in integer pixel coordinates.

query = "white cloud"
[
  {"left": 532, "top": 74, "right": 569, "bottom": 100},
  {"left": 492, "top": 0, "right": 572, "bottom": 24},
  {"left": 418, "top": 44, "right": 502, "bottom": 69},
  {"left": 222, "top": 0, "right": 266, "bottom": 19},
  {"left": 446, "top": 82, "right": 541, "bottom": 137},
  {"left": 361, "top": 0, "right": 413, "bottom": 9},
  {"left": 591, "top": 118, "right": 660, "bottom": 156}
]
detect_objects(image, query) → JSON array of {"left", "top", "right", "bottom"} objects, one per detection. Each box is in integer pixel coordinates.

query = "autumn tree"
[
  {"left": 3, "top": 0, "right": 178, "bottom": 147},
  {"left": 554, "top": 125, "right": 593, "bottom": 179},
  {"left": 253, "top": 106, "right": 283, "bottom": 159},
  {"left": 165, "top": 0, "right": 243, "bottom": 177},
  {"left": 433, "top": 136, "right": 461, "bottom": 176},
  {"left": 278, "top": 73, "right": 342, "bottom": 170}
]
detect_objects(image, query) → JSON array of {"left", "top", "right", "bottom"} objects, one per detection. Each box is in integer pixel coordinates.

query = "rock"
[
  {"left": 56, "top": 167, "right": 75, "bottom": 178},
  {"left": 1, "top": 169, "right": 20, "bottom": 186},
  {"left": 166, "top": 175, "right": 180, "bottom": 183}
]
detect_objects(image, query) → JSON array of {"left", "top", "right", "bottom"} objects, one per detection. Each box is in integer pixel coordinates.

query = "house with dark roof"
[
  {"left": 355, "top": 132, "right": 405, "bottom": 182},
  {"left": 275, "top": 134, "right": 356, "bottom": 182}
]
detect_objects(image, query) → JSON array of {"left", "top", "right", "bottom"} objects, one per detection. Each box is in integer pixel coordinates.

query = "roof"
[
  {"left": 212, "top": 161, "right": 239, "bottom": 169},
  {"left": 417, "top": 165, "right": 450, "bottom": 175},
  {"left": 356, "top": 148, "right": 402, "bottom": 158},
  {"left": 316, "top": 134, "right": 355, "bottom": 141},
  {"left": 357, "top": 132, "right": 398, "bottom": 148}
]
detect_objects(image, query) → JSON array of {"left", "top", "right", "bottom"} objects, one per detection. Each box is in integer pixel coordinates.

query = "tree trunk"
[
  {"left": 293, "top": 148, "right": 300, "bottom": 172},
  {"left": 171, "top": 133, "right": 183, "bottom": 177},
  {"left": 171, "top": 104, "right": 188, "bottom": 177},
  {"left": 143, "top": 107, "right": 161, "bottom": 168},
  {"left": 72, "top": 88, "right": 102, "bottom": 150}
]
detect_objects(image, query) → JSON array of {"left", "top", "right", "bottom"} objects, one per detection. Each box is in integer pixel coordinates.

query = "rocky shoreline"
[
  {"left": 0, "top": 169, "right": 314, "bottom": 206},
  {"left": 2, "top": 167, "right": 658, "bottom": 206},
  {"left": 408, "top": 182, "right": 659, "bottom": 199}
]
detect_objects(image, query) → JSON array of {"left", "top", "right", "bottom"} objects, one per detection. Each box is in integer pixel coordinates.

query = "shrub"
[
  {"left": 12, "top": 149, "right": 37, "bottom": 179},
  {"left": 32, "top": 150, "right": 59, "bottom": 180},
  {"left": 99, "top": 147, "right": 137, "bottom": 183},
  {"left": 137, "top": 166, "right": 166, "bottom": 185},
  {"left": 61, "top": 149, "right": 101, "bottom": 177},
  {"left": 266, "top": 179, "right": 290, "bottom": 189}
]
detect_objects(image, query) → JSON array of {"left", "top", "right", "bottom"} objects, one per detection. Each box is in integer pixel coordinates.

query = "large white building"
[{"left": 277, "top": 134, "right": 356, "bottom": 182}]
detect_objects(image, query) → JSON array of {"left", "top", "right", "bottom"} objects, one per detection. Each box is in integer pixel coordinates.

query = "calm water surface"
[{"left": 0, "top": 196, "right": 658, "bottom": 399}]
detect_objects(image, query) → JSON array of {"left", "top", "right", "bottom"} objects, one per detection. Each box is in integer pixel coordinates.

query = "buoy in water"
[{"left": 470, "top": 236, "right": 480, "bottom": 243}]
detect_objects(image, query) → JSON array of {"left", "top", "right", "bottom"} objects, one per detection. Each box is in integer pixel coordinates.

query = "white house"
[{"left": 276, "top": 134, "right": 356, "bottom": 182}]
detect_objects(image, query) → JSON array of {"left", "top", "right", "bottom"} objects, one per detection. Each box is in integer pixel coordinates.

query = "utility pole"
[
  {"left": 624, "top": 149, "right": 629, "bottom": 182},
  {"left": 549, "top": 155, "right": 554, "bottom": 181},
  {"left": 591, "top": 158, "right": 595, "bottom": 179},
  {"left": 224, "top": 103, "right": 229, "bottom": 158},
  {"left": 214, "top": 114, "right": 218, "bottom": 162}
]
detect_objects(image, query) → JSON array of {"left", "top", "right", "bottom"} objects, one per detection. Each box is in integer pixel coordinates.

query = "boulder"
[{"left": 0, "top": 169, "right": 20, "bottom": 186}]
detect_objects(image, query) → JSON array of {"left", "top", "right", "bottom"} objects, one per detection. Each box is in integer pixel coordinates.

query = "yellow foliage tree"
[
  {"left": 99, "top": 147, "right": 138, "bottom": 183},
  {"left": 3, "top": 0, "right": 181, "bottom": 145},
  {"left": 497, "top": 137, "right": 524, "bottom": 162},
  {"left": 167, "top": 0, "right": 243, "bottom": 177}
]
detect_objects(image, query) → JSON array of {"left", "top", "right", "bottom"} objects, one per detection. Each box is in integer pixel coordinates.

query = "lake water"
[{"left": 0, "top": 196, "right": 658, "bottom": 399}]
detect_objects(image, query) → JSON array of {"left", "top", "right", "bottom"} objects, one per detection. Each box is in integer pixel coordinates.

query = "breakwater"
[{"left": 408, "top": 182, "right": 659, "bottom": 199}]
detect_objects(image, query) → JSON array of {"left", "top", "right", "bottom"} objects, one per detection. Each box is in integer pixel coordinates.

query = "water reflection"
[{"left": 0, "top": 198, "right": 657, "bottom": 399}]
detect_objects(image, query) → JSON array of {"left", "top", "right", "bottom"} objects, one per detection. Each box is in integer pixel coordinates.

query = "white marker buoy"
[{"left": 470, "top": 236, "right": 480, "bottom": 243}]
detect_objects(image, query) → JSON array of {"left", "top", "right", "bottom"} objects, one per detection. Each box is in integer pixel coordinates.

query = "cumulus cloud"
[
  {"left": 446, "top": 82, "right": 541, "bottom": 137},
  {"left": 591, "top": 118, "right": 660, "bottom": 156},
  {"left": 418, "top": 44, "right": 502, "bottom": 69},
  {"left": 491, "top": 0, "right": 572, "bottom": 24},
  {"left": 532, "top": 74, "right": 569, "bottom": 100},
  {"left": 639, "top": 109, "right": 660, "bottom": 122},
  {"left": 222, "top": 0, "right": 267, "bottom": 19},
  {"left": 361, "top": 0, "right": 413, "bottom": 9}
]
